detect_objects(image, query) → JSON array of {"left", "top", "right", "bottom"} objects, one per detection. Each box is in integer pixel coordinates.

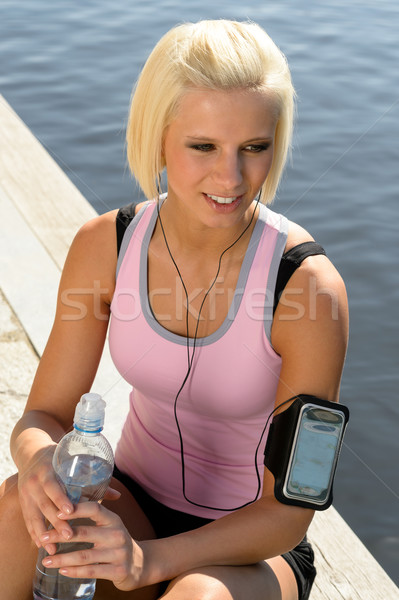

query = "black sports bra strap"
[
  {"left": 281, "top": 241, "right": 326, "bottom": 264},
  {"left": 273, "top": 241, "right": 326, "bottom": 315},
  {"left": 116, "top": 202, "right": 136, "bottom": 255}
]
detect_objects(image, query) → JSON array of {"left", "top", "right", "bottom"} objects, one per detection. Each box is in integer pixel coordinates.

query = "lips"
[
  {"left": 206, "top": 194, "right": 239, "bottom": 205},
  {"left": 203, "top": 192, "right": 244, "bottom": 213}
]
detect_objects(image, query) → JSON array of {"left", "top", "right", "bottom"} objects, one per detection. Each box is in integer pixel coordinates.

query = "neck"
[{"left": 156, "top": 195, "right": 260, "bottom": 257}]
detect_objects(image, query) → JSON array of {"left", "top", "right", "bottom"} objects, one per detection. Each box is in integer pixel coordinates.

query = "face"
[{"left": 162, "top": 87, "right": 278, "bottom": 231}]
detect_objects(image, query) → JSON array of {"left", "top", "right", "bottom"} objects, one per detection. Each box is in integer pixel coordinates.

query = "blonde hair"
[{"left": 126, "top": 19, "right": 295, "bottom": 204}]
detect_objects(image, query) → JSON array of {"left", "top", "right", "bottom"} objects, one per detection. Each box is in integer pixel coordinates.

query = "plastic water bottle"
[{"left": 33, "top": 393, "right": 114, "bottom": 600}]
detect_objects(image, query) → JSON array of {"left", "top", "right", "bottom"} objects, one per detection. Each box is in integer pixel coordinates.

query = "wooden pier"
[{"left": 0, "top": 94, "right": 397, "bottom": 599}]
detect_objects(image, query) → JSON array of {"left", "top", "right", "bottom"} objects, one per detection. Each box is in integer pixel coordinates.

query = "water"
[
  {"left": 33, "top": 571, "right": 94, "bottom": 600},
  {"left": 33, "top": 456, "right": 113, "bottom": 600},
  {"left": 57, "top": 455, "right": 113, "bottom": 503},
  {"left": 1, "top": 0, "right": 398, "bottom": 586}
]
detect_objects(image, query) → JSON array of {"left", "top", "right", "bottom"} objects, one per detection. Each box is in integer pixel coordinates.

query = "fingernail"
[
  {"left": 41, "top": 533, "right": 50, "bottom": 542},
  {"left": 62, "top": 529, "right": 72, "bottom": 540},
  {"left": 45, "top": 544, "right": 54, "bottom": 555},
  {"left": 43, "top": 558, "right": 52, "bottom": 566},
  {"left": 59, "top": 568, "right": 68, "bottom": 575},
  {"left": 62, "top": 504, "right": 72, "bottom": 515}
]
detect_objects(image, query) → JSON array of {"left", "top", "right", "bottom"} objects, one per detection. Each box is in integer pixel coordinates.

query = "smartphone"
[{"left": 283, "top": 404, "right": 346, "bottom": 506}]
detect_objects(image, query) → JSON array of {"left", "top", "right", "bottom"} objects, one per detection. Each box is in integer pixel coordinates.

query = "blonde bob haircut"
[{"left": 126, "top": 19, "right": 295, "bottom": 205}]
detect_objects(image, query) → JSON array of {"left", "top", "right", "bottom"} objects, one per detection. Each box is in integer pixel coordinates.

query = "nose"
[{"left": 212, "top": 150, "right": 243, "bottom": 190}]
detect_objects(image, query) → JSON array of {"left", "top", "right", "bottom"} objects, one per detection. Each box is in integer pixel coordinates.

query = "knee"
[
  {"left": 0, "top": 473, "right": 33, "bottom": 552},
  {"left": 0, "top": 473, "right": 22, "bottom": 517},
  {"left": 162, "top": 569, "right": 228, "bottom": 600}
]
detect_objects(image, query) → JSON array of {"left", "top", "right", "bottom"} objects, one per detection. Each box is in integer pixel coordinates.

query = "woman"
[{"left": 0, "top": 19, "right": 348, "bottom": 600}]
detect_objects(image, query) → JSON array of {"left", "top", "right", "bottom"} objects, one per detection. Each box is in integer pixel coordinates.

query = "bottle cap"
[{"left": 73, "top": 393, "right": 106, "bottom": 433}]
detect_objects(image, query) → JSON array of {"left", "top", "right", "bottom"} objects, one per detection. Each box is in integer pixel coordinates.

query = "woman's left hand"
[{"left": 39, "top": 502, "right": 145, "bottom": 591}]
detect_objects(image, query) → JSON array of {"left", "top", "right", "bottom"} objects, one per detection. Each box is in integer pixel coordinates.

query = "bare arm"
[{"left": 10, "top": 210, "right": 118, "bottom": 546}]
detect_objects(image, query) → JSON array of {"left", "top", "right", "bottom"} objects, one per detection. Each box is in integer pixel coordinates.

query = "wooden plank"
[
  {"left": 0, "top": 185, "right": 58, "bottom": 355},
  {"left": 0, "top": 289, "right": 39, "bottom": 483},
  {"left": 308, "top": 507, "right": 399, "bottom": 599},
  {"left": 0, "top": 94, "right": 96, "bottom": 270}
]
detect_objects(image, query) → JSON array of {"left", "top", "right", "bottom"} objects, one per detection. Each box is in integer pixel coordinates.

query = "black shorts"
[{"left": 113, "top": 466, "right": 316, "bottom": 600}]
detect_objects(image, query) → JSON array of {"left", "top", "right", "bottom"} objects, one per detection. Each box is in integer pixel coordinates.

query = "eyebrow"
[{"left": 185, "top": 135, "right": 274, "bottom": 143}]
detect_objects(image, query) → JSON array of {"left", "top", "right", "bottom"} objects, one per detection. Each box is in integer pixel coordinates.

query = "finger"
[
  {"left": 42, "top": 542, "right": 58, "bottom": 556},
  {"left": 59, "top": 563, "right": 117, "bottom": 583},
  {"left": 58, "top": 501, "right": 113, "bottom": 526},
  {"left": 18, "top": 481, "right": 47, "bottom": 544},
  {"left": 31, "top": 518, "right": 73, "bottom": 548},
  {"left": 40, "top": 520, "right": 125, "bottom": 549},
  {"left": 21, "top": 479, "right": 74, "bottom": 541},
  {"left": 43, "top": 477, "right": 74, "bottom": 516},
  {"left": 39, "top": 482, "right": 73, "bottom": 537},
  {"left": 40, "top": 527, "right": 73, "bottom": 550},
  {"left": 32, "top": 495, "right": 73, "bottom": 541},
  {"left": 42, "top": 547, "right": 123, "bottom": 579},
  {"left": 103, "top": 487, "right": 122, "bottom": 501},
  {"left": 20, "top": 505, "right": 45, "bottom": 547},
  {"left": 39, "top": 503, "right": 118, "bottom": 549},
  {"left": 24, "top": 506, "right": 53, "bottom": 546},
  {"left": 57, "top": 559, "right": 133, "bottom": 591}
]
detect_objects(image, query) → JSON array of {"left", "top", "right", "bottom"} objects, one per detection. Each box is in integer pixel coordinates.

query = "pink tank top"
[{"left": 109, "top": 200, "right": 288, "bottom": 519}]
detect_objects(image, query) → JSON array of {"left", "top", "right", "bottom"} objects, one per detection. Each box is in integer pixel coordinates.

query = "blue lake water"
[{"left": 1, "top": 0, "right": 398, "bottom": 586}]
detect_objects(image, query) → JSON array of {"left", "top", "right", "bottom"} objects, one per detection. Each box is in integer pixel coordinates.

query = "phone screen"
[{"left": 284, "top": 406, "right": 345, "bottom": 504}]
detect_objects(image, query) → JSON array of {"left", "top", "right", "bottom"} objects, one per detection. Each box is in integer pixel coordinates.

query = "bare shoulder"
[
  {"left": 73, "top": 209, "right": 119, "bottom": 248},
  {"left": 285, "top": 219, "right": 315, "bottom": 251},
  {"left": 134, "top": 200, "right": 149, "bottom": 213},
  {"left": 284, "top": 219, "right": 345, "bottom": 290},
  {"left": 60, "top": 209, "right": 120, "bottom": 304},
  {"left": 69, "top": 202, "right": 147, "bottom": 281},
  {"left": 67, "top": 209, "right": 120, "bottom": 265}
]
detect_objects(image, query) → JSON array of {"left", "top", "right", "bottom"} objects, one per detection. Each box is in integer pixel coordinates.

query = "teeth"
[{"left": 208, "top": 194, "right": 238, "bottom": 204}]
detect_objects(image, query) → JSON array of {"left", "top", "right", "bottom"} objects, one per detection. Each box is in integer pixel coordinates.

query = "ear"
[{"left": 160, "top": 133, "right": 167, "bottom": 165}]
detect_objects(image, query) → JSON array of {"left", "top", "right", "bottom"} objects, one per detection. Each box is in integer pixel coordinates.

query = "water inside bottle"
[
  {"left": 59, "top": 454, "right": 113, "bottom": 503},
  {"left": 32, "top": 455, "right": 113, "bottom": 600}
]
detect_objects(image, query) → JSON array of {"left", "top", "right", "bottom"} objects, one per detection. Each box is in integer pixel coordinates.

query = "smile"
[{"left": 207, "top": 194, "right": 239, "bottom": 205}]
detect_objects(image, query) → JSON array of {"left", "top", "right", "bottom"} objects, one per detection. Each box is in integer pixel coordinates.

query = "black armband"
[{"left": 264, "top": 395, "right": 349, "bottom": 510}]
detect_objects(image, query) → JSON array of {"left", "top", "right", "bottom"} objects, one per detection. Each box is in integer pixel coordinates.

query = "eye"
[
  {"left": 190, "top": 143, "right": 215, "bottom": 152},
  {"left": 244, "top": 143, "right": 271, "bottom": 153}
]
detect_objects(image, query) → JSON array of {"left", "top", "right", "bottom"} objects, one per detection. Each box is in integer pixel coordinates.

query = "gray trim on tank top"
[
  {"left": 116, "top": 201, "right": 152, "bottom": 279},
  {"left": 263, "top": 218, "right": 289, "bottom": 344},
  {"left": 136, "top": 202, "right": 287, "bottom": 347}
]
